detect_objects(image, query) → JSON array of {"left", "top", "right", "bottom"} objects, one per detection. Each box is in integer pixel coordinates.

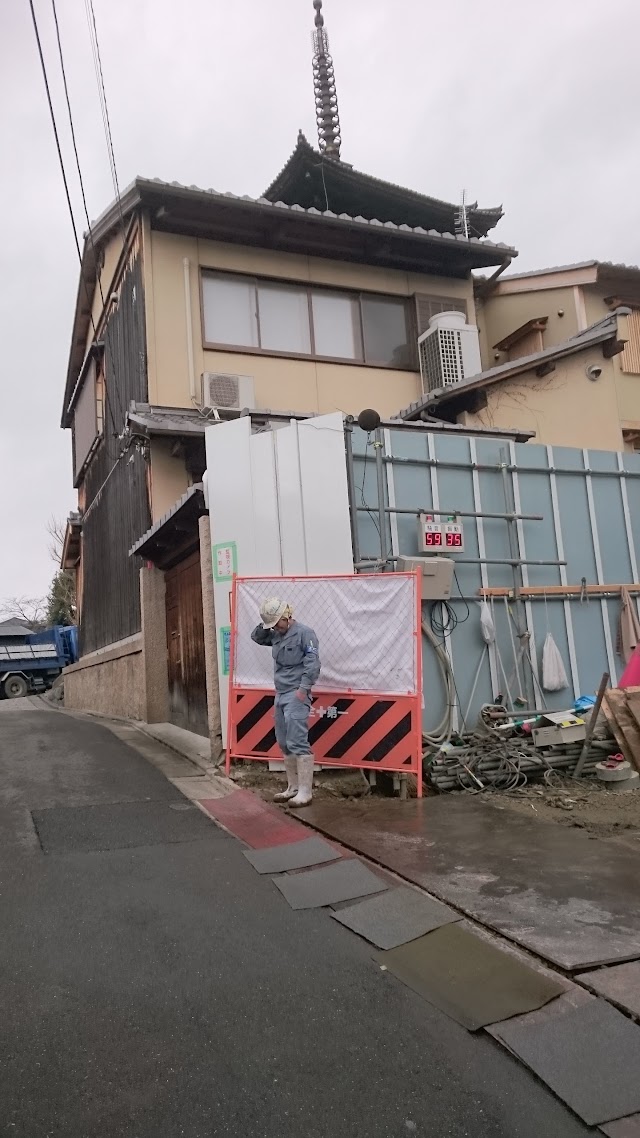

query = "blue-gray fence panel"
[{"left": 351, "top": 426, "right": 640, "bottom": 731}]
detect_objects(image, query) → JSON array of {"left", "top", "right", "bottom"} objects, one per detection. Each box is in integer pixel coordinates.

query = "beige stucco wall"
[
  {"left": 615, "top": 372, "right": 640, "bottom": 427},
  {"left": 85, "top": 235, "right": 123, "bottom": 352},
  {"left": 149, "top": 439, "right": 191, "bottom": 522},
  {"left": 63, "top": 636, "right": 144, "bottom": 720},
  {"left": 477, "top": 286, "right": 580, "bottom": 370},
  {"left": 582, "top": 286, "right": 612, "bottom": 329},
  {"left": 457, "top": 350, "right": 623, "bottom": 450},
  {"left": 143, "top": 228, "right": 474, "bottom": 418}
]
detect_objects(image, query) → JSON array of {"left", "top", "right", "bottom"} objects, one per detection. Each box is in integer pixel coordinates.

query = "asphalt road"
[{"left": 0, "top": 701, "right": 593, "bottom": 1138}]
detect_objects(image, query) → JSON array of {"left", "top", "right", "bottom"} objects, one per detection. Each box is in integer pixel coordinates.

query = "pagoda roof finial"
[{"left": 312, "top": 1, "right": 341, "bottom": 160}]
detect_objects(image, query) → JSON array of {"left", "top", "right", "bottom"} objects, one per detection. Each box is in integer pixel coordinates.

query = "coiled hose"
[{"left": 421, "top": 620, "right": 456, "bottom": 750}]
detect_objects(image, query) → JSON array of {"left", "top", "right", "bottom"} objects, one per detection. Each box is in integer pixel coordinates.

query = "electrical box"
[
  {"left": 397, "top": 556, "right": 455, "bottom": 600},
  {"left": 532, "top": 713, "right": 586, "bottom": 748},
  {"left": 418, "top": 513, "right": 465, "bottom": 553}
]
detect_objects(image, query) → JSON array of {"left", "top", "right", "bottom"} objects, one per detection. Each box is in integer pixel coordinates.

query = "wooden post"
[{"left": 573, "top": 672, "right": 609, "bottom": 778}]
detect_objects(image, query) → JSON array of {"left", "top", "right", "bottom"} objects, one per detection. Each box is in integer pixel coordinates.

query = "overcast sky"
[{"left": 1, "top": 0, "right": 639, "bottom": 605}]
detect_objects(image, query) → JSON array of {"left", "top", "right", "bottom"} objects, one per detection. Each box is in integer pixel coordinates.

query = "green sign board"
[
  {"left": 213, "top": 541, "right": 237, "bottom": 583},
  {"left": 220, "top": 626, "right": 231, "bottom": 676}
]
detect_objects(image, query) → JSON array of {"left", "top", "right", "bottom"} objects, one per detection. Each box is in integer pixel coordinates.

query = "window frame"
[{"left": 200, "top": 269, "right": 418, "bottom": 371}]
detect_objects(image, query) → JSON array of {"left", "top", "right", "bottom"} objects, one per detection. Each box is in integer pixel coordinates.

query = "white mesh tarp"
[{"left": 233, "top": 574, "right": 418, "bottom": 695}]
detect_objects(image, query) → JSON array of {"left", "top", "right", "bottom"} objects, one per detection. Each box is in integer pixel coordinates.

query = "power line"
[
  {"left": 29, "top": 0, "right": 126, "bottom": 495},
  {"left": 83, "top": 0, "right": 127, "bottom": 238},
  {"left": 27, "top": 0, "right": 83, "bottom": 266},
  {"left": 50, "top": 0, "right": 92, "bottom": 238},
  {"left": 81, "top": 0, "right": 132, "bottom": 434},
  {"left": 48, "top": 0, "right": 117, "bottom": 437},
  {"left": 49, "top": 0, "right": 125, "bottom": 435}
]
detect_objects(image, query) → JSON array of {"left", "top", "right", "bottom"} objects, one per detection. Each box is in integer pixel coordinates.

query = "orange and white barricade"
[{"left": 226, "top": 572, "right": 423, "bottom": 797}]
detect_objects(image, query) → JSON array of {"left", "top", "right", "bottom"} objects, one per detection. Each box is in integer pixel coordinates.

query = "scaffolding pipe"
[
  {"left": 379, "top": 454, "right": 640, "bottom": 479},
  {"left": 355, "top": 557, "right": 566, "bottom": 568},
  {"left": 343, "top": 425, "right": 360, "bottom": 565},
  {"left": 501, "top": 453, "right": 535, "bottom": 707},
  {"left": 375, "top": 428, "right": 387, "bottom": 563},
  {"left": 354, "top": 505, "right": 544, "bottom": 522}
]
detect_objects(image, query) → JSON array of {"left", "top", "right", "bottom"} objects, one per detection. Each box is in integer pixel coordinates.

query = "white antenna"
[{"left": 455, "top": 189, "right": 469, "bottom": 240}]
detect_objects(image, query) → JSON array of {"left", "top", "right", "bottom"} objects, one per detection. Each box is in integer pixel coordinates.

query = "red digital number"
[
  {"left": 425, "top": 531, "right": 442, "bottom": 546},
  {"left": 446, "top": 532, "right": 462, "bottom": 548}
]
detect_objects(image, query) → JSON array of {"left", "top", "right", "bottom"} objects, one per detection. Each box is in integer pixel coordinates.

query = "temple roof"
[{"left": 264, "top": 133, "right": 503, "bottom": 239}]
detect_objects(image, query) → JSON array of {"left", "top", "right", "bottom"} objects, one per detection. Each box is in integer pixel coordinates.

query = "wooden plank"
[
  {"left": 478, "top": 585, "right": 640, "bottom": 599},
  {"left": 624, "top": 691, "right": 640, "bottom": 738},
  {"left": 603, "top": 691, "right": 640, "bottom": 773},
  {"left": 601, "top": 697, "right": 632, "bottom": 764}
]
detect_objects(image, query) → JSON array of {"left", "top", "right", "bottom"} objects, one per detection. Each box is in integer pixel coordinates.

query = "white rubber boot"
[
  {"left": 288, "top": 755, "right": 314, "bottom": 808},
  {"left": 273, "top": 755, "right": 299, "bottom": 802}
]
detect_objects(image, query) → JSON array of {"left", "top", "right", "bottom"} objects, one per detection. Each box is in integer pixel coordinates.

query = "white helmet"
[{"left": 259, "top": 597, "right": 292, "bottom": 629}]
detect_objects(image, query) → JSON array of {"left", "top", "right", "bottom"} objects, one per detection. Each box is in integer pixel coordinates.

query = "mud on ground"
[
  {"left": 229, "top": 762, "right": 372, "bottom": 802},
  {"left": 481, "top": 776, "right": 640, "bottom": 846}
]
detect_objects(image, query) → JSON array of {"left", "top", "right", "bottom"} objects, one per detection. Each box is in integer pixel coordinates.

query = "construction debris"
[
  {"left": 427, "top": 701, "right": 617, "bottom": 793},
  {"left": 602, "top": 687, "right": 640, "bottom": 773},
  {"left": 428, "top": 738, "right": 613, "bottom": 793}
]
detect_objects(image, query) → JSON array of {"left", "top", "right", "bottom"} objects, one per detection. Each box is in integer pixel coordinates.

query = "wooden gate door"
[{"left": 165, "top": 550, "right": 208, "bottom": 738}]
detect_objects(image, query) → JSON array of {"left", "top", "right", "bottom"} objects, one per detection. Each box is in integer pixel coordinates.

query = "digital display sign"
[{"left": 418, "top": 513, "right": 465, "bottom": 553}]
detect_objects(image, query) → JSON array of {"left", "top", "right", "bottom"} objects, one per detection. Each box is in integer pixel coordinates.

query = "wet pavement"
[
  {"left": 0, "top": 703, "right": 594, "bottom": 1137},
  {"left": 298, "top": 795, "right": 640, "bottom": 970}
]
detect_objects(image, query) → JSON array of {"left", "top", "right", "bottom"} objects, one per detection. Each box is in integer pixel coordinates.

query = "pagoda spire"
[{"left": 312, "top": 0, "right": 342, "bottom": 160}]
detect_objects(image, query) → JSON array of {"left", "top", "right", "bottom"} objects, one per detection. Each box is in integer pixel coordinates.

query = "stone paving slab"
[
  {"left": 491, "top": 998, "right": 640, "bottom": 1126},
  {"left": 272, "top": 859, "right": 387, "bottom": 909},
  {"left": 331, "top": 886, "right": 460, "bottom": 949},
  {"left": 377, "top": 922, "right": 566, "bottom": 1031},
  {"left": 578, "top": 961, "right": 640, "bottom": 1018},
  {"left": 601, "top": 1116, "right": 640, "bottom": 1137},
  {"left": 244, "top": 836, "right": 340, "bottom": 874}
]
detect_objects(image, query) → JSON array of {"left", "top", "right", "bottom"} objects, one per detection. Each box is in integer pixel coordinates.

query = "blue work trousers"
[{"left": 274, "top": 690, "right": 312, "bottom": 756}]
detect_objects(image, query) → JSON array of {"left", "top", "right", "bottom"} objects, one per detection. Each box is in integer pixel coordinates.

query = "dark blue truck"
[{"left": 0, "top": 626, "right": 78, "bottom": 699}]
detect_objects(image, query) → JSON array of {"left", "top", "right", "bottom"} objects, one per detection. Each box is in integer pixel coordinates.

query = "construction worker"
[{"left": 251, "top": 598, "right": 320, "bottom": 807}]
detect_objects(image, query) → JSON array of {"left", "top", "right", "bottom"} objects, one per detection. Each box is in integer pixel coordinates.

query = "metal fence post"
[{"left": 500, "top": 449, "right": 535, "bottom": 707}]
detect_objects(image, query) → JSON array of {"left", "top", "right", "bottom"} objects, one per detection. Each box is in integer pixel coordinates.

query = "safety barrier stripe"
[
  {"left": 324, "top": 700, "right": 396, "bottom": 758},
  {"left": 366, "top": 712, "right": 414, "bottom": 767},
  {"left": 327, "top": 701, "right": 412, "bottom": 765},
  {"left": 230, "top": 690, "right": 416, "bottom": 765},
  {"left": 235, "top": 694, "right": 274, "bottom": 745}
]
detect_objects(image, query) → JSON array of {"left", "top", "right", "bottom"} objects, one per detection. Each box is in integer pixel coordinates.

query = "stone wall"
[{"left": 63, "top": 635, "right": 144, "bottom": 720}]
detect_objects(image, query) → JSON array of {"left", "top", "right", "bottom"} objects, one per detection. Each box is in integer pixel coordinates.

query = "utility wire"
[
  {"left": 83, "top": 0, "right": 128, "bottom": 239},
  {"left": 49, "top": 0, "right": 123, "bottom": 438},
  {"left": 27, "top": 0, "right": 83, "bottom": 266},
  {"left": 28, "top": 0, "right": 128, "bottom": 513},
  {"left": 81, "top": 0, "right": 132, "bottom": 436}
]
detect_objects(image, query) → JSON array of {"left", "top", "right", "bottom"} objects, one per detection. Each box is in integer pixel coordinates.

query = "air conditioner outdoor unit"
[
  {"left": 201, "top": 372, "right": 255, "bottom": 411},
  {"left": 418, "top": 311, "right": 482, "bottom": 395}
]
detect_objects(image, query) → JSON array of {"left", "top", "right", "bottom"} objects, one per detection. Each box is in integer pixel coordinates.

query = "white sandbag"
[
  {"left": 480, "top": 601, "right": 495, "bottom": 644},
  {"left": 542, "top": 632, "right": 569, "bottom": 691}
]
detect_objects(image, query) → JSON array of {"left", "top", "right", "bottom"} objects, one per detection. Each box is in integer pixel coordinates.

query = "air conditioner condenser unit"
[
  {"left": 201, "top": 372, "right": 255, "bottom": 412},
  {"left": 418, "top": 311, "right": 482, "bottom": 395}
]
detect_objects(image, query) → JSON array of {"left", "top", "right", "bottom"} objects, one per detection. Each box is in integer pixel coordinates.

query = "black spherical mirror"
[{"left": 357, "top": 408, "right": 381, "bottom": 433}]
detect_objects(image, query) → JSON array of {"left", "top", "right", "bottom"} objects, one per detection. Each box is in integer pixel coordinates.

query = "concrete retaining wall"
[{"left": 63, "top": 635, "right": 144, "bottom": 720}]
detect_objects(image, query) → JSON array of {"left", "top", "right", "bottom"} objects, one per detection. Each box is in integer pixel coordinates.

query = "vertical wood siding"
[
  {"left": 621, "top": 310, "right": 640, "bottom": 375},
  {"left": 80, "top": 246, "right": 150, "bottom": 655}
]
